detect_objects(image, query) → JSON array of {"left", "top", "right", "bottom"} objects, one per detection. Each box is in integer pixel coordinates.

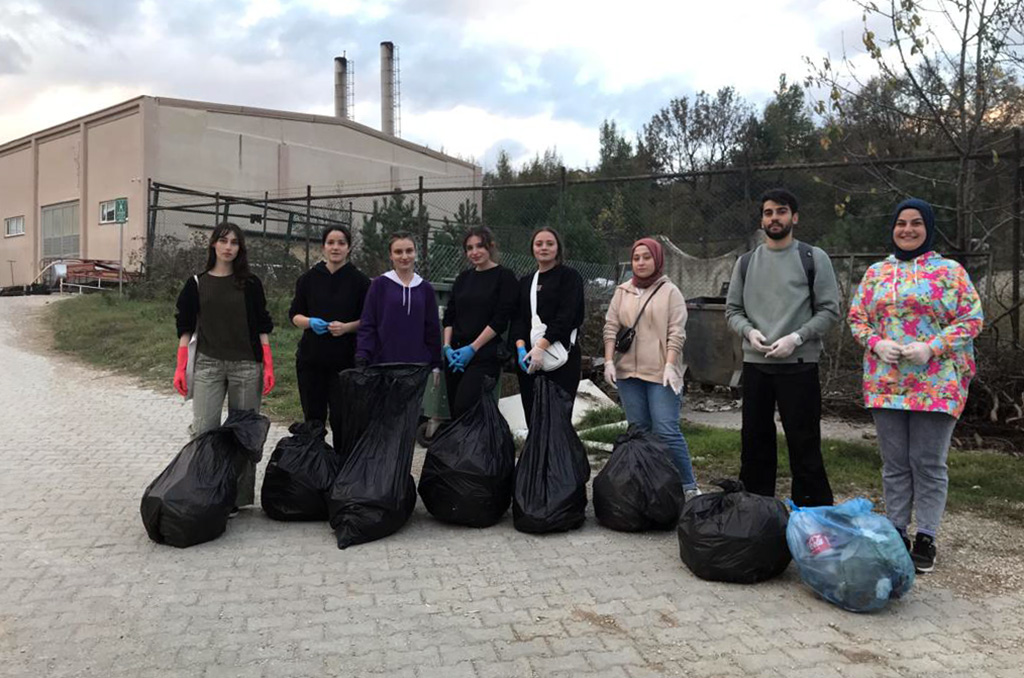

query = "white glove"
[
  {"left": 603, "top": 361, "right": 617, "bottom": 387},
  {"left": 663, "top": 364, "right": 683, "bottom": 395},
  {"left": 901, "top": 341, "right": 933, "bottom": 365},
  {"left": 746, "top": 328, "right": 770, "bottom": 352},
  {"left": 766, "top": 332, "right": 802, "bottom": 359},
  {"left": 526, "top": 345, "right": 547, "bottom": 374},
  {"left": 873, "top": 339, "right": 902, "bottom": 364}
]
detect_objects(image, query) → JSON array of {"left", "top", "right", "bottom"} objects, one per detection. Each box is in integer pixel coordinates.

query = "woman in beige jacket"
[{"left": 603, "top": 238, "right": 697, "bottom": 496}]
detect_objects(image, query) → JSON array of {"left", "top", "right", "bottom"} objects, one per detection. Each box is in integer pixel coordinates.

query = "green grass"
[
  {"left": 48, "top": 295, "right": 1024, "bottom": 523},
  {"left": 578, "top": 406, "right": 1024, "bottom": 524},
  {"left": 49, "top": 293, "right": 305, "bottom": 423}
]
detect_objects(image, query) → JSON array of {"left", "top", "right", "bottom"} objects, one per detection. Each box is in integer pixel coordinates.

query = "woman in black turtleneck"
[
  {"left": 510, "top": 226, "right": 585, "bottom": 426},
  {"left": 441, "top": 226, "right": 519, "bottom": 418},
  {"left": 288, "top": 225, "right": 371, "bottom": 451}
]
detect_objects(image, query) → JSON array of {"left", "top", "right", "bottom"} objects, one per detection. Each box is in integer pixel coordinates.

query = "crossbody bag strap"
[
  {"left": 628, "top": 281, "right": 667, "bottom": 331},
  {"left": 530, "top": 271, "right": 539, "bottom": 318}
]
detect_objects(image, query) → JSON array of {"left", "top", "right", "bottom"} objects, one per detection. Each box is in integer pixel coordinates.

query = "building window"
[
  {"left": 100, "top": 200, "right": 117, "bottom": 224},
  {"left": 4, "top": 215, "right": 25, "bottom": 237}
]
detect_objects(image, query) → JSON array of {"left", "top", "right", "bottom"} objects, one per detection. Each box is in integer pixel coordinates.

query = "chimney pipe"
[
  {"left": 334, "top": 56, "right": 349, "bottom": 119},
  {"left": 380, "top": 41, "right": 395, "bottom": 136}
]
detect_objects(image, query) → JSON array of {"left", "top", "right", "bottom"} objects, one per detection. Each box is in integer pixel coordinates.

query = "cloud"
[
  {"left": 0, "top": 35, "right": 30, "bottom": 74},
  {"left": 0, "top": 0, "right": 878, "bottom": 169}
]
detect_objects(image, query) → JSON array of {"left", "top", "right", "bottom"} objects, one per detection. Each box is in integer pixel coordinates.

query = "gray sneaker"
[{"left": 684, "top": 488, "right": 703, "bottom": 502}]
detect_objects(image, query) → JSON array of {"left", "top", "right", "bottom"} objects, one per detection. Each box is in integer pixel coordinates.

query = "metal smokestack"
[
  {"left": 334, "top": 56, "right": 350, "bottom": 119},
  {"left": 380, "top": 41, "right": 395, "bottom": 136}
]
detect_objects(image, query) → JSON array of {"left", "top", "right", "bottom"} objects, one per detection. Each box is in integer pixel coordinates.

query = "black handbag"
[{"left": 614, "top": 282, "right": 666, "bottom": 354}]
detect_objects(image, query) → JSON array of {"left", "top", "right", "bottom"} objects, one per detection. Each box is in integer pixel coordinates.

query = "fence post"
[
  {"left": 1014, "top": 127, "right": 1022, "bottom": 347},
  {"left": 214, "top": 192, "right": 220, "bottom": 224},
  {"left": 418, "top": 176, "right": 428, "bottom": 278},
  {"left": 146, "top": 179, "right": 158, "bottom": 272},
  {"left": 558, "top": 166, "right": 567, "bottom": 229},
  {"left": 305, "top": 184, "right": 312, "bottom": 269},
  {"left": 262, "top": 191, "right": 269, "bottom": 238}
]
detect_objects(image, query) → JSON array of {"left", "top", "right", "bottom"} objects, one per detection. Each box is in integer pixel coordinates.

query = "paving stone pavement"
[{"left": 1, "top": 295, "right": 1022, "bottom": 678}]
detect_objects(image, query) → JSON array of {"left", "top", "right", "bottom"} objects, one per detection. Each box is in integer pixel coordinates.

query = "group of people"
[
  {"left": 723, "top": 189, "right": 982, "bottom": 575},
  {"left": 171, "top": 186, "right": 983, "bottom": 575}
]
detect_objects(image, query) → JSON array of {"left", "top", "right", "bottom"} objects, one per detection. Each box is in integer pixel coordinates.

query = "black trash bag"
[
  {"left": 141, "top": 410, "right": 270, "bottom": 548},
  {"left": 512, "top": 377, "right": 591, "bottom": 534},
  {"left": 676, "top": 479, "right": 791, "bottom": 583},
  {"left": 328, "top": 364, "right": 430, "bottom": 549},
  {"left": 260, "top": 421, "right": 343, "bottom": 521},
  {"left": 418, "top": 378, "right": 515, "bottom": 527},
  {"left": 593, "top": 425, "right": 684, "bottom": 532}
]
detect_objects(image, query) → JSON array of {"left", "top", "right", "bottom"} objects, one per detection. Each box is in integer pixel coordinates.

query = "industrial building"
[{"left": 0, "top": 44, "right": 480, "bottom": 287}]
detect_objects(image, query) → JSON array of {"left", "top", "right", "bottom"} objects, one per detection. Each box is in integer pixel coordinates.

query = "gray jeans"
[
  {"left": 191, "top": 353, "right": 262, "bottom": 506},
  {"left": 871, "top": 408, "right": 957, "bottom": 538}
]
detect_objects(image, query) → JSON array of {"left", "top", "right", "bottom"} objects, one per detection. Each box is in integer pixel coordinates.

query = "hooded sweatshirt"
[
  {"left": 847, "top": 250, "right": 983, "bottom": 418},
  {"left": 288, "top": 261, "right": 371, "bottom": 369},
  {"left": 356, "top": 270, "right": 442, "bottom": 368}
]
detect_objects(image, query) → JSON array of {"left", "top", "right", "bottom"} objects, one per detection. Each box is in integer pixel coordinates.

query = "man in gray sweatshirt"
[{"left": 725, "top": 188, "right": 839, "bottom": 506}]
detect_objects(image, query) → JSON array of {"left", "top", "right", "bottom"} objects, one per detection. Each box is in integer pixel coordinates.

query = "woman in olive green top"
[{"left": 173, "top": 222, "right": 275, "bottom": 510}]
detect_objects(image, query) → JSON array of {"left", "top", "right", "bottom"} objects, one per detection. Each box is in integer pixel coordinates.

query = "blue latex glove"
[
  {"left": 451, "top": 345, "right": 476, "bottom": 370},
  {"left": 443, "top": 345, "right": 458, "bottom": 368},
  {"left": 517, "top": 346, "right": 529, "bottom": 373},
  {"left": 309, "top": 317, "right": 329, "bottom": 335}
]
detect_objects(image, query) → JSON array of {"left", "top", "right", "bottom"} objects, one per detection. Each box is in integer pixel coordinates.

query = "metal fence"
[{"left": 145, "top": 137, "right": 1024, "bottom": 432}]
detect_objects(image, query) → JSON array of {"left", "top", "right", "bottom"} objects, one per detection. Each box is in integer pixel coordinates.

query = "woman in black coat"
[{"left": 510, "top": 226, "right": 585, "bottom": 426}]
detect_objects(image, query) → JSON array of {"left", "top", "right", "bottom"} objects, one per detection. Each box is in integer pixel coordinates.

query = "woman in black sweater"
[
  {"left": 288, "top": 225, "right": 371, "bottom": 451},
  {"left": 510, "top": 227, "right": 585, "bottom": 426},
  {"left": 441, "top": 227, "right": 519, "bottom": 418}
]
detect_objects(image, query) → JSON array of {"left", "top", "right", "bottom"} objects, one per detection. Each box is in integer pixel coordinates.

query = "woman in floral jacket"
[{"left": 848, "top": 198, "right": 983, "bottom": 574}]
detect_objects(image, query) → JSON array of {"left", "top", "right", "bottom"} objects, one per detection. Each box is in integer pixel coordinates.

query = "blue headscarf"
[{"left": 891, "top": 198, "right": 936, "bottom": 261}]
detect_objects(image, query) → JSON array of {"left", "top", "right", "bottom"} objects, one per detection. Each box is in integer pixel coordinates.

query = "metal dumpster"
[{"left": 682, "top": 296, "right": 743, "bottom": 388}]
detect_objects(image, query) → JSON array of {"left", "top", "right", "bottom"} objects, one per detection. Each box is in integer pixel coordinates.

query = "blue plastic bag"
[{"left": 787, "top": 498, "right": 915, "bottom": 612}]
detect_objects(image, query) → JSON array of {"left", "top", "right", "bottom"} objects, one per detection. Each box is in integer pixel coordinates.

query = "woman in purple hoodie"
[{"left": 355, "top": 233, "right": 442, "bottom": 380}]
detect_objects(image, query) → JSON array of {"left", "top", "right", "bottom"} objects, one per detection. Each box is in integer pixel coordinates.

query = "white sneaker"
[{"left": 684, "top": 488, "right": 702, "bottom": 501}]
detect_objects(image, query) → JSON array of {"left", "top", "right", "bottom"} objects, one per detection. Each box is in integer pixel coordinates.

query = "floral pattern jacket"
[{"left": 847, "top": 250, "right": 983, "bottom": 418}]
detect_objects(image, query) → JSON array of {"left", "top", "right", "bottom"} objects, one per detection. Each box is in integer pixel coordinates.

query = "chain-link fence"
[{"left": 145, "top": 136, "right": 1024, "bottom": 438}]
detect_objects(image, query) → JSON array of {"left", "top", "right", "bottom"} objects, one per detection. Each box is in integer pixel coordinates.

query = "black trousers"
[
  {"left": 445, "top": 356, "right": 501, "bottom": 420},
  {"left": 296, "top": 360, "right": 345, "bottom": 453},
  {"left": 740, "top": 362, "right": 834, "bottom": 506},
  {"left": 517, "top": 345, "right": 582, "bottom": 428}
]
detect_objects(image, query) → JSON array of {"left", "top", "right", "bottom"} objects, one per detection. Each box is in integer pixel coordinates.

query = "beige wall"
[
  {"left": 37, "top": 132, "right": 81, "bottom": 210},
  {"left": 0, "top": 145, "right": 34, "bottom": 285},
  {"left": 153, "top": 105, "right": 478, "bottom": 192},
  {"left": 0, "top": 95, "right": 481, "bottom": 285},
  {"left": 85, "top": 113, "right": 145, "bottom": 264}
]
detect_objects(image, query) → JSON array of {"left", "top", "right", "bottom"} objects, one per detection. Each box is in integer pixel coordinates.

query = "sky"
[{"left": 0, "top": 0, "right": 877, "bottom": 170}]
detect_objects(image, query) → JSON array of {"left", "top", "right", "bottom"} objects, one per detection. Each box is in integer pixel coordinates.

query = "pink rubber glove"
[
  {"left": 173, "top": 346, "right": 189, "bottom": 397},
  {"left": 261, "top": 344, "right": 275, "bottom": 396}
]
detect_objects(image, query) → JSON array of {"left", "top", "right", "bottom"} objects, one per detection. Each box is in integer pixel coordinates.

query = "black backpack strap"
[
  {"left": 739, "top": 250, "right": 753, "bottom": 286},
  {"left": 797, "top": 241, "right": 816, "bottom": 311},
  {"left": 740, "top": 243, "right": 816, "bottom": 310}
]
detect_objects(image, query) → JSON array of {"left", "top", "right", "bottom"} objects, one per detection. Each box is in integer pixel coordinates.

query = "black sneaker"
[{"left": 911, "top": 533, "right": 936, "bottom": 573}]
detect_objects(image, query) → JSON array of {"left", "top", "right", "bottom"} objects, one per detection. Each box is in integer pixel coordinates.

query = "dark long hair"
[
  {"left": 205, "top": 221, "right": 251, "bottom": 287},
  {"left": 530, "top": 226, "right": 564, "bottom": 264}
]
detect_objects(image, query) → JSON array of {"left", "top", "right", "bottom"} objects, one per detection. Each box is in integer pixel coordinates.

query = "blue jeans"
[{"left": 616, "top": 377, "right": 696, "bottom": 490}]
